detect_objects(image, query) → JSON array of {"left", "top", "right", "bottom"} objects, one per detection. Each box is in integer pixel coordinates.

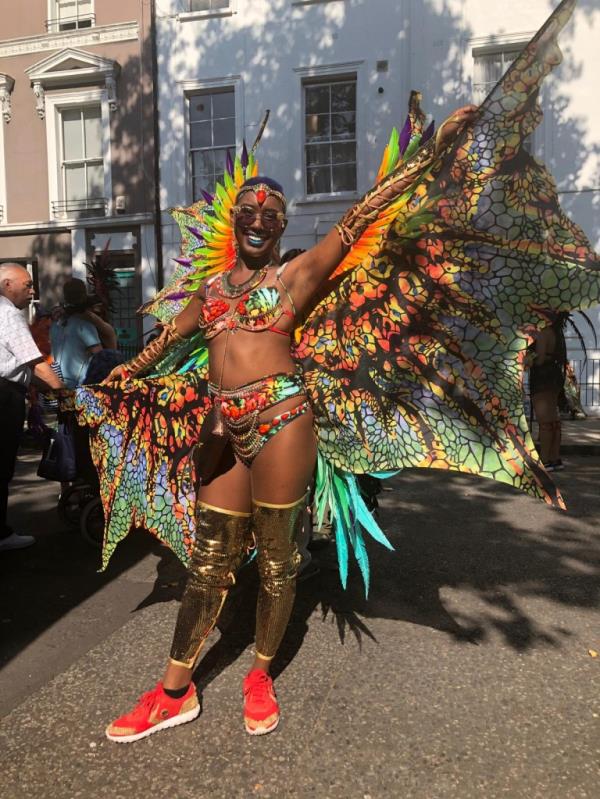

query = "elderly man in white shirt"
[{"left": 0, "top": 263, "right": 63, "bottom": 551}]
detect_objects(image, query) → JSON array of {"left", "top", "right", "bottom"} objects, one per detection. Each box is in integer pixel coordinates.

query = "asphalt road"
[{"left": 0, "top": 444, "right": 599, "bottom": 798}]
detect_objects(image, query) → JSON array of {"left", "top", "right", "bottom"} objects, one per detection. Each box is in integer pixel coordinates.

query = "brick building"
[{"left": 0, "top": 0, "right": 158, "bottom": 351}]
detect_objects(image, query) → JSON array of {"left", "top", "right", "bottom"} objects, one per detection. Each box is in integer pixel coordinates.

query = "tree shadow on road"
[
  {"left": 0, "top": 443, "right": 162, "bottom": 675},
  {"left": 127, "top": 458, "right": 600, "bottom": 692}
]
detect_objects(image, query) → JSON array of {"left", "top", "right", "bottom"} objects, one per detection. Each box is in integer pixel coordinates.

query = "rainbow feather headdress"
[{"left": 140, "top": 144, "right": 259, "bottom": 322}]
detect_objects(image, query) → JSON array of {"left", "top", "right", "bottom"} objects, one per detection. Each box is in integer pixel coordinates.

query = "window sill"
[
  {"left": 177, "top": 10, "right": 234, "bottom": 22},
  {"left": 294, "top": 192, "right": 357, "bottom": 206}
]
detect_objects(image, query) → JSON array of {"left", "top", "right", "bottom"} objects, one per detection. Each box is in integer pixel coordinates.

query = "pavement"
[{"left": 1, "top": 424, "right": 599, "bottom": 799}]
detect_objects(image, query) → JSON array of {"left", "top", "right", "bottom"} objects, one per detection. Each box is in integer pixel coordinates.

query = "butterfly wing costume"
[{"left": 74, "top": 0, "right": 599, "bottom": 591}]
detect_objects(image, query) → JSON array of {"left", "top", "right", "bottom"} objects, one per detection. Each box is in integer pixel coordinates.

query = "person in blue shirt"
[{"left": 50, "top": 279, "right": 102, "bottom": 389}]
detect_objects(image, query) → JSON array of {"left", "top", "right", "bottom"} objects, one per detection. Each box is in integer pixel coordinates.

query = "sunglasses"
[{"left": 233, "top": 204, "right": 286, "bottom": 232}]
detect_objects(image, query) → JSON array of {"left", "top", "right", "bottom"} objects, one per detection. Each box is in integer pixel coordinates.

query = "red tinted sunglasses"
[{"left": 233, "top": 204, "right": 286, "bottom": 231}]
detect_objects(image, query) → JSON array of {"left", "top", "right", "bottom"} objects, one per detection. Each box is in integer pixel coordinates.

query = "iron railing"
[
  {"left": 51, "top": 197, "right": 107, "bottom": 219},
  {"left": 569, "top": 358, "right": 600, "bottom": 408},
  {"left": 45, "top": 13, "right": 95, "bottom": 32}
]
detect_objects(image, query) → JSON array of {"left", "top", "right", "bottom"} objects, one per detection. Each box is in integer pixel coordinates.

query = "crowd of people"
[{"left": 0, "top": 267, "right": 120, "bottom": 552}]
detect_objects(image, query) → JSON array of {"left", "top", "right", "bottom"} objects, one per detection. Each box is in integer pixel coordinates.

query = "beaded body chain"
[{"left": 208, "top": 262, "right": 296, "bottom": 435}]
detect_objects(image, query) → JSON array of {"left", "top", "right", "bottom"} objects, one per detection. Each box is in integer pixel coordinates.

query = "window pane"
[
  {"left": 474, "top": 50, "right": 521, "bottom": 103},
  {"left": 211, "top": 91, "right": 234, "bottom": 118},
  {"left": 331, "top": 82, "right": 355, "bottom": 112},
  {"left": 305, "top": 85, "right": 329, "bottom": 115},
  {"left": 306, "top": 143, "right": 330, "bottom": 166},
  {"left": 62, "top": 109, "right": 83, "bottom": 160},
  {"left": 192, "top": 150, "right": 214, "bottom": 176},
  {"left": 83, "top": 106, "right": 102, "bottom": 159},
  {"left": 189, "top": 88, "right": 235, "bottom": 200},
  {"left": 190, "top": 96, "right": 211, "bottom": 122},
  {"left": 305, "top": 114, "right": 330, "bottom": 142},
  {"left": 307, "top": 166, "right": 330, "bottom": 195},
  {"left": 332, "top": 163, "right": 356, "bottom": 192},
  {"left": 481, "top": 53, "right": 503, "bottom": 84},
  {"left": 193, "top": 177, "right": 206, "bottom": 201},
  {"left": 332, "top": 142, "right": 355, "bottom": 164},
  {"left": 212, "top": 116, "right": 235, "bottom": 146},
  {"left": 57, "top": 0, "right": 77, "bottom": 19},
  {"left": 86, "top": 162, "right": 104, "bottom": 198},
  {"left": 64, "top": 164, "right": 86, "bottom": 200},
  {"left": 190, "top": 121, "right": 212, "bottom": 149},
  {"left": 331, "top": 112, "right": 355, "bottom": 140},
  {"left": 213, "top": 148, "right": 228, "bottom": 172},
  {"left": 190, "top": 0, "right": 229, "bottom": 9}
]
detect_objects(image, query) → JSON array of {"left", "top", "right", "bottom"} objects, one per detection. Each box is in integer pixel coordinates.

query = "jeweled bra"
[{"left": 198, "top": 263, "right": 296, "bottom": 339}]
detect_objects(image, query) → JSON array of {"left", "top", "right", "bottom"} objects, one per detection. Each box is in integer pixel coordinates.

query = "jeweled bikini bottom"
[{"left": 208, "top": 372, "right": 310, "bottom": 466}]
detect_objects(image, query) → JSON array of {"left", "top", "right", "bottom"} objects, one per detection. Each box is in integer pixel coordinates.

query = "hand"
[
  {"left": 101, "top": 364, "right": 129, "bottom": 385},
  {"left": 436, "top": 104, "right": 479, "bottom": 150}
]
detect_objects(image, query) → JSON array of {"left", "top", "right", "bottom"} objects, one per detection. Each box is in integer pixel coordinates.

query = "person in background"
[
  {"left": 561, "top": 363, "right": 586, "bottom": 420},
  {"left": 79, "top": 294, "right": 125, "bottom": 385},
  {"left": 529, "top": 313, "right": 568, "bottom": 472},
  {"left": 0, "top": 264, "right": 64, "bottom": 551},
  {"left": 50, "top": 279, "right": 102, "bottom": 389},
  {"left": 83, "top": 294, "right": 118, "bottom": 351}
]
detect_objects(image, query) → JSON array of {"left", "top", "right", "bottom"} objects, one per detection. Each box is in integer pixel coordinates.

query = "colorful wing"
[
  {"left": 298, "top": 0, "right": 598, "bottom": 521},
  {"left": 74, "top": 372, "right": 211, "bottom": 568},
  {"left": 329, "top": 91, "right": 437, "bottom": 283}
]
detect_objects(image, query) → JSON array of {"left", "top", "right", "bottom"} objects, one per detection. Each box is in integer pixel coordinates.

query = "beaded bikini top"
[{"left": 199, "top": 263, "right": 296, "bottom": 339}]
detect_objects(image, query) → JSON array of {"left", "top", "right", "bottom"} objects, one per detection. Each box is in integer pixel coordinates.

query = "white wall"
[{"left": 156, "top": 0, "right": 600, "bottom": 398}]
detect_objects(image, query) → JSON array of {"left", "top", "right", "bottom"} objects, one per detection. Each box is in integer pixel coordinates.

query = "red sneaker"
[
  {"left": 105, "top": 682, "right": 200, "bottom": 743},
  {"left": 242, "top": 669, "right": 280, "bottom": 735}
]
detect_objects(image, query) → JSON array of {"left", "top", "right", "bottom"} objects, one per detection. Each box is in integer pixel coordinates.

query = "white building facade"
[{"left": 156, "top": 0, "right": 600, "bottom": 407}]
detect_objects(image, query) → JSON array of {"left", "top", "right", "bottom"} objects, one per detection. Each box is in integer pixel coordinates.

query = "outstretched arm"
[
  {"left": 103, "top": 292, "right": 205, "bottom": 383},
  {"left": 283, "top": 105, "right": 478, "bottom": 311}
]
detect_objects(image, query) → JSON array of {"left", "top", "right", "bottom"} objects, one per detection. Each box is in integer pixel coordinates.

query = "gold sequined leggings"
[{"left": 169, "top": 497, "right": 304, "bottom": 667}]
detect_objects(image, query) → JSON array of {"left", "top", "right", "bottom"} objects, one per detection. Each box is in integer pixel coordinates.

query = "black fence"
[{"left": 570, "top": 358, "right": 600, "bottom": 408}]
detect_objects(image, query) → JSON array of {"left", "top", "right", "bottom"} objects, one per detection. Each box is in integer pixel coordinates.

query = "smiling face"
[
  {"left": 232, "top": 192, "right": 287, "bottom": 264},
  {"left": 0, "top": 265, "right": 35, "bottom": 310}
]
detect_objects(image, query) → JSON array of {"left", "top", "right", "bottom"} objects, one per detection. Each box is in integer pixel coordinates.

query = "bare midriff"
[
  {"left": 207, "top": 329, "right": 296, "bottom": 389},
  {"left": 201, "top": 269, "right": 305, "bottom": 422}
]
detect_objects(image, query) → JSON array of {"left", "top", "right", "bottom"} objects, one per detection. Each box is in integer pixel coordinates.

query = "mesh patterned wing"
[
  {"left": 74, "top": 372, "right": 211, "bottom": 568},
  {"left": 70, "top": 148, "right": 260, "bottom": 568},
  {"left": 297, "top": 0, "right": 598, "bottom": 510}
]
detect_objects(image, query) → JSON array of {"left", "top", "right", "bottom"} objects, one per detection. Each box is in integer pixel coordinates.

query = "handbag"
[{"left": 37, "top": 420, "right": 77, "bottom": 482}]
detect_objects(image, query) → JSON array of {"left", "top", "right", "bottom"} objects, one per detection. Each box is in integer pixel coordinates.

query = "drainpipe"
[{"left": 150, "top": 0, "right": 164, "bottom": 290}]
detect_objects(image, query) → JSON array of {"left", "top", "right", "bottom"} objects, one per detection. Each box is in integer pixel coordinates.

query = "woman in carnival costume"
[{"left": 72, "top": 0, "right": 599, "bottom": 741}]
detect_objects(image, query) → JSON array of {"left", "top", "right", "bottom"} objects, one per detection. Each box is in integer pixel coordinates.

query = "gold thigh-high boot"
[
  {"left": 252, "top": 497, "right": 305, "bottom": 661},
  {"left": 169, "top": 502, "right": 252, "bottom": 668}
]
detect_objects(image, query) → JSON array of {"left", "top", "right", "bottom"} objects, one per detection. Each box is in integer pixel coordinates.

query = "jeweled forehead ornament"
[{"left": 236, "top": 183, "right": 287, "bottom": 212}]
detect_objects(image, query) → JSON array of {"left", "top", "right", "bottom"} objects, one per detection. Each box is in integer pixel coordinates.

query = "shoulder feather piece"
[
  {"left": 329, "top": 91, "right": 437, "bottom": 283},
  {"left": 139, "top": 146, "right": 259, "bottom": 322}
]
